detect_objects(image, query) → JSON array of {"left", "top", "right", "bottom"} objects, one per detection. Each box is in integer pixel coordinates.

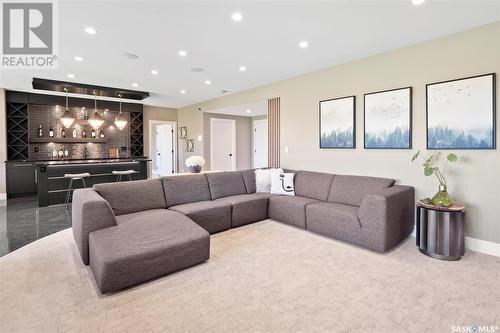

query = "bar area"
[{"left": 4, "top": 82, "right": 151, "bottom": 207}]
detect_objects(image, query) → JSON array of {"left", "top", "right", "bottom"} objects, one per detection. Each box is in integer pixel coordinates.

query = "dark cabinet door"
[{"left": 6, "top": 163, "right": 37, "bottom": 196}]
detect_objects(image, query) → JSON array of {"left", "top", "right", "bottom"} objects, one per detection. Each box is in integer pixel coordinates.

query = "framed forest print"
[
  {"left": 320, "top": 96, "right": 356, "bottom": 148},
  {"left": 426, "top": 73, "right": 495, "bottom": 150},
  {"left": 364, "top": 87, "right": 412, "bottom": 149}
]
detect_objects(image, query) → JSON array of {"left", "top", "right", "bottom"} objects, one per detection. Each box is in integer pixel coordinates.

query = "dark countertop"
[{"left": 5, "top": 157, "right": 151, "bottom": 165}]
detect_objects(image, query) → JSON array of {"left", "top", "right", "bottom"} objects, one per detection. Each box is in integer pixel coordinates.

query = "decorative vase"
[
  {"left": 188, "top": 165, "right": 202, "bottom": 173},
  {"left": 431, "top": 185, "right": 453, "bottom": 207}
]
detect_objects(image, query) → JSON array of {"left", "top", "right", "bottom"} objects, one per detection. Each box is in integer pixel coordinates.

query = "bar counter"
[{"left": 35, "top": 157, "right": 150, "bottom": 207}]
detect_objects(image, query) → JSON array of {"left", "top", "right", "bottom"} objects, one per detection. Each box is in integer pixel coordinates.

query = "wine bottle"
[
  {"left": 72, "top": 128, "right": 77, "bottom": 138},
  {"left": 58, "top": 147, "right": 63, "bottom": 158},
  {"left": 38, "top": 125, "right": 43, "bottom": 137},
  {"left": 48, "top": 128, "right": 54, "bottom": 138},
  {"left": 100, "top": 131, "right": 105, "bottom": 139},
  {"left": 91, "top": 129, "right": 96, "bottom": 139},
  {"left": 64, "top": 146, "right": 69, "bottom": 158},
  {"left": 82, "top": 129, "right": 86, "bottom": 138},
  {"left": 61, "top": 128, "right": 66, "bottom": 138}
]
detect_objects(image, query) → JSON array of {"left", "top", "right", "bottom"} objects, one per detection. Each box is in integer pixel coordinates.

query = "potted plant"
[
  {"left": 185, "top": 156, "right": 205, "bottom": 173},
  {"left": 411, "top": 150, "right": 458, "bottom": 207}
]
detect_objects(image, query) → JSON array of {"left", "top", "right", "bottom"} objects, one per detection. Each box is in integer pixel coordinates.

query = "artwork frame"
[
  {"left": 364, "top": 86, "right": 412, "bottom": 149},
  {"left": 179, "top": 127, "right": 187, "bottom": 139},
  {"left": 319, "top": 95, "right": 356, "bottom": 149},
  {"left": 426, "top": 73, "right": 496, "bottom": 150},
  {"left": 185, "top": 139, "right": 194, "bottom": 152}
]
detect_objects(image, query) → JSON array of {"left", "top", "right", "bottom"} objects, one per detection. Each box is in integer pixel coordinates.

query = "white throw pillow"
[
  {"left": 255, "top": 168, "right": 283, "bottom": 193},
  {"left": 270, "top": 172, "right": 295, "bottom": 196}
]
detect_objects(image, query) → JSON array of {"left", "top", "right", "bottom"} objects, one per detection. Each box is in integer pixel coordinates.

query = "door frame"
[
  {"left": 148, "top": 120, "right": 177, "bottom": 176},
  {"left": 252, "top": 118, "right": 268, "bottom": 168},
  {"left": 210, "top": 118, "right": 236, "bottom": 171}
]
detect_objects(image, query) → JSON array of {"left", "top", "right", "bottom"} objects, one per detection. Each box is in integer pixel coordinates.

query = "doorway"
[
  {"left": 210, "top": 118, "right": 236, "bottom": 171},
  {"left": 149, "top": 121, "right": 177, "bottom": 177},
  {"left": 253, "top": 119, "right": 268, "bottom": 168}
]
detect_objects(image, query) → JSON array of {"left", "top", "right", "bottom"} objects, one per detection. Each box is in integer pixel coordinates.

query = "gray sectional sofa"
[{"left": 72, "top": 169, "right": 414, "bottom": 293}]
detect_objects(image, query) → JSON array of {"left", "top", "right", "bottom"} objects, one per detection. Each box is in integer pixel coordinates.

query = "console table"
[{"left": 416, "top": 200, "right": 466, "bottom": 261}]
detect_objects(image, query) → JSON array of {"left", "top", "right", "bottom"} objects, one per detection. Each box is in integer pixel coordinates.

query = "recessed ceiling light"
[
  {"left": 67, "top": 74, "right": 75, "bottom": 78},
  {"left": 84, "top": 26, "right": 96, "bottom": 35},
  {"left": 151, "top": 70, "right": 159, "bottom": 75},
  {"left": 74, "top": 56, "right": 83, "bottom": 62},
  {"left": 231, "top": 12, "right": 243, "bottom": 22},
  {"left": 190, "top": 67, "right": 204, "bottom": 72},
  {"left": 246, "top": 109, "right": 251, "bottom": 113},
  {"left": 132, "top": 83, "right": 138, "bottom": 88},
  {"left": 298, "top": 41, "right": 309, "bottom": 49},
  {"left": 123, "top": 53, "right": 138, "bottom": 60},
  {"left": 178, "top": 50, "right": 187, "bottom": 57},
  {"left": 412, "top": 0, "right": 425, "bottom": 5},
  {"left": 205, "top": 80, "right": 211, "bottom": 85},
  {"left": 239, "top": 66, "right": 246, "bottom": 72},
  {"left": 180, "top": 90, "right": 186, "bottom": 94}
]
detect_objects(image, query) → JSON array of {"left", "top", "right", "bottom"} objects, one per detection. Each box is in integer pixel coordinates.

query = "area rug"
[{"left": 1, "top": 220, "right": 499, "bottom": 332}]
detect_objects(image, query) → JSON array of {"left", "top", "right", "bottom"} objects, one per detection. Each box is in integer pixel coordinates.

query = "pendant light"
[
  {"left": 114, "top": 93, "right": 128, "bottom": 130},
  {"left": 88, "top": 91, "right": 105, "bottom": 129},
  {"left": 60, "top": 88, "right": 75, "bottom": 128}
]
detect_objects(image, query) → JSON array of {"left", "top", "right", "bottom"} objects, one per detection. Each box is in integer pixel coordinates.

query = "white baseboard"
[
  {"left": 410, "top": 227, "right": 500, "bottom": 258},
  {"left": 465, "top": 237, "right": 500, "bottom": 258}
]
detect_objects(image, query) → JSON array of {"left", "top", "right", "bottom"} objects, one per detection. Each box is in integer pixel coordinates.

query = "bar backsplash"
[{"left": 28, "top": 104, "right": 131, "bottom": 160}]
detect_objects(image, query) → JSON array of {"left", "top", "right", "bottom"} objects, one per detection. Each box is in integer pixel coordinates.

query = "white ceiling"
[
  {"left": 205, "top": 99, "right": 268, "bottom": 117},
  {"left": 1, "top": 1, "right": 499, "bottom": 108}
]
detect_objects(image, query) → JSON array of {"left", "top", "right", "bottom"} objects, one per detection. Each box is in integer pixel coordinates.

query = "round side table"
[{"left": 416, "top": 200, "right": 466, "bottom": 261}]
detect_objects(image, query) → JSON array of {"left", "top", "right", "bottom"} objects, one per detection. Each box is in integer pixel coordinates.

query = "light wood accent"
[{"left": 267, "top": 97, "right": 280, "bottom": 168}]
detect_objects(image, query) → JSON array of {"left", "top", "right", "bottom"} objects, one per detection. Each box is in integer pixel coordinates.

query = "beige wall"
[
  {"left": 177, "top": 107, "right": 204, "bottom": 173},
  {"left": 0, "top": 89, "right": 6, "bottom": 199},
  {"left": 203, "top": 113, "right": 252, "bottom": 171},
  {"left": 178, "top": 22, "right": 500, "bottom": 244},
  {"left": 143, "top": 105, "right": 177, "bottom": 176}
]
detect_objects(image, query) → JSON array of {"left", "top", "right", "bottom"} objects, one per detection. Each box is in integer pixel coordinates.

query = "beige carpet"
[{"left": 1, "top": 220, "right": 499, "bottom": 333}]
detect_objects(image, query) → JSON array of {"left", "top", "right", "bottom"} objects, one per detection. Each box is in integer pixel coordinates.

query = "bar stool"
[
  {"left": 112, "top": 170, "right": 136, "bottom": 182},
  {"left": 64, "top": 173, "right": 90, "bottom": 207}
]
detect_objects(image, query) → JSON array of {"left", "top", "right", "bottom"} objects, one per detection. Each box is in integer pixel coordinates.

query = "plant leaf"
[
  {"left": 424, "top": 166, "right": 433, "bottom": 176},
  {"left": 411, "top": 150, "right": 420, "bottom": 162},
  {"left": 447, "top": 153, "right": 458, "bottom": 162}
]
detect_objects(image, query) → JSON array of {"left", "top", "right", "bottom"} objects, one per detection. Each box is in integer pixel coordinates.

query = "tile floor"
[{"left": 0, "top": 196, "right": 71, "bottom": 257}]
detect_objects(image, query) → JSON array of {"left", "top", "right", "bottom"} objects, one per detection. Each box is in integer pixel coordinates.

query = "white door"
[
  {"left": 253, "top": 119, "right": 268, "bottom": 168},
  {"left": 156, "top": 124, "right": 174, "bottom": 176},
  {"left": 210, "top": 118, "right": 236, "bottom": 171}
]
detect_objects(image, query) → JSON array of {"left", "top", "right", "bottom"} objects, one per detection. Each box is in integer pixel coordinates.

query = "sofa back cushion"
[
  {"left": 93, "top": 178, "right": 166, "bottom": 216},
  {"left": 294, "top": 170, "right": 335, "bottom": 201},
  {"left": 240, "top": 169, "right": 256, "bottom": 194},
  {"left": 162, "top": 174, "right": 211, "bottom": 207},
  {"left": 328, "top": 175, "right": 395, "bottom": 206},
  {"left": 206, "top": 171, "right": 247, "bottom": 199}
]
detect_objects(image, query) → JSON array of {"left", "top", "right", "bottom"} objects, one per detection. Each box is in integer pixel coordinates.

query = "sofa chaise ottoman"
[{"left": 72, "top": 168, "right": 414, "bottom": 294}]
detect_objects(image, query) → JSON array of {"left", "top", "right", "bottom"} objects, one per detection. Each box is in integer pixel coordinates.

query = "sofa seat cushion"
[
  {"left": 162, "top": 174, "right": 211, "bottom": 207},
  {"left": 115, "top": 208, "right": 181, "bottom": 226},
  {"left": 269, "top": 195, "right": 321, "bottom": 229},
  {"left": 328, "top": 175, "right": 395, "bottom": 206},
  {"left": 93, "top": 178, "right": 166, "bottom": 216},
  {"left": 206, "top": 172, "right": 247, "bottom": 199},
  {"left": 88, "top": 214, "right": 209, "bottom": 294},
  {"left": 306, "top": 202, "right": 361, "bottom": 244},
  {"left": 169, "top": 200, "right": 232, "bottom": 234},
  {"left": 216, "top": 193, "right": 271, "bottom": 227}
]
